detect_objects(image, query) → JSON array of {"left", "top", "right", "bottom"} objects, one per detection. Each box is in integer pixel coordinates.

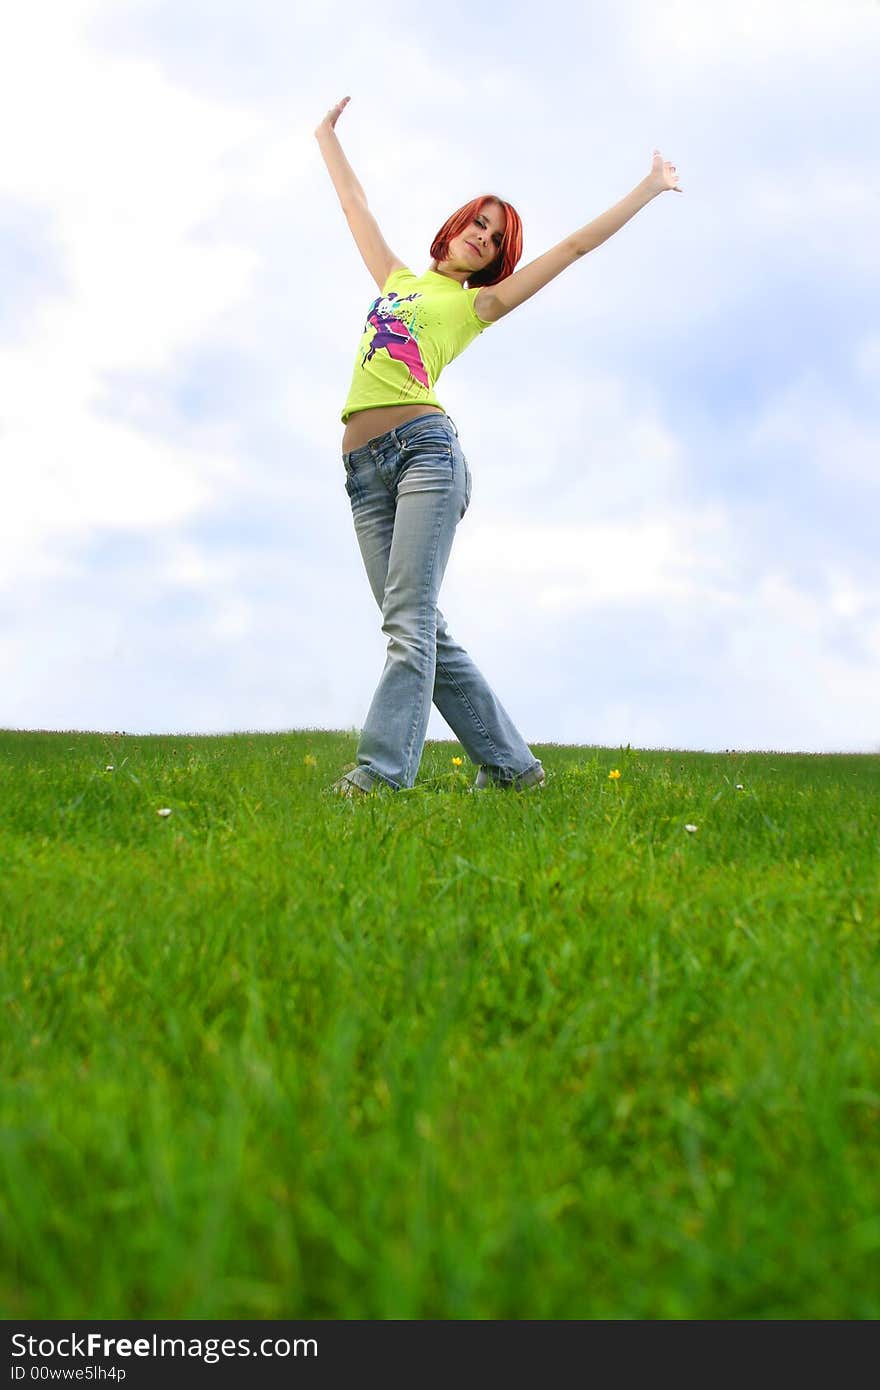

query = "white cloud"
[
  {"left": 626, "top": 0, "right": 878, "bottom": 63},
  {"left": 2, "top": 0, "right": 879, "bottom": 752},
  {"left": 823, "top": 564, "right": 880, "bottom": 625},
  {"left": 453, "top": 508, "right": 732, "bottom": 610},
  {"left": 0, "top": 3, "right": 268, "bottom": 586}
]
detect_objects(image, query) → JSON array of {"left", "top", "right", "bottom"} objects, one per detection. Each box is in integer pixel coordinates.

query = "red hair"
[{"left": 430, "top": 194, "right": 523, "bottom": 288}]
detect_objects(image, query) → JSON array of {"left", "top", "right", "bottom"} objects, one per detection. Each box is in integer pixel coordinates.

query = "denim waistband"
[{"left": 343, "top": 412, "right": 458, "bottom": 461}]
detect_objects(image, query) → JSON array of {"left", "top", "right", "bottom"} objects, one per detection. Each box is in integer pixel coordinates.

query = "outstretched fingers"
[{"left": 328, "top": 95, "right": 351, "bottom": 127}]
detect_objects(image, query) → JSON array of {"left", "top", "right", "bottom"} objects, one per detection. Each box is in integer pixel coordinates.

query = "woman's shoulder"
[{"left": 380, "top": 260, "right": 411, "bottom": 291}]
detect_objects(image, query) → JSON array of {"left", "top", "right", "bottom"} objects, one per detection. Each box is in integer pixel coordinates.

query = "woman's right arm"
[{"left": 315, "top": 98, "right": 404, "bottom": 291}]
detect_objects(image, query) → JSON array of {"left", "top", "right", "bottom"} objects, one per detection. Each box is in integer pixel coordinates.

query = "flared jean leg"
[{"left": 432, "top": 607, "right": 540, "bottom": 780}]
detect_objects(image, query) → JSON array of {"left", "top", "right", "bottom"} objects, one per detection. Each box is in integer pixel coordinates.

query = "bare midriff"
[{"left": 342, "top": 403, "right": 445, "bottom": 454}]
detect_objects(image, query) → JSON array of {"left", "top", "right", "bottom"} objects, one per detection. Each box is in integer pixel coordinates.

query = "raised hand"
[
  {"left": 315, "top": 96, "right": 351, "bottom": 138},
  {"left": 648, "top": 149, "right": 683, "bottom": 194}
]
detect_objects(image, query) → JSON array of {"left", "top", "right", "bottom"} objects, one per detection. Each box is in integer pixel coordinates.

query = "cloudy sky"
[{"left": 2, "top": 0, "right": 878, "bottom": 754}]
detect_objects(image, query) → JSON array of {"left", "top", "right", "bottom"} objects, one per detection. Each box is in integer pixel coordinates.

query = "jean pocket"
[
  {"left": 401, "top": 424, "right": 453, "bottom": 458},
  {"left": 343, "top": 454, "right": 359, "bottom": 498}
]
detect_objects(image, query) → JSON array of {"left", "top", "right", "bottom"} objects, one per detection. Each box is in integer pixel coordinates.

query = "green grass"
[{"left": 1, "top": 728, "right": 878, "bottom": 1319}]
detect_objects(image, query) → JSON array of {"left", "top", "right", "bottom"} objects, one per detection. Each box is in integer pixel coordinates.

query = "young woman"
[{"left": 315, "top": 96, "right": 682, "bottom": 797}]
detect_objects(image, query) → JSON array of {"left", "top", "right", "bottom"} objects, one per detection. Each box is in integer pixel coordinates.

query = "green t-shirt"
[{"left": 340, "top": 266, "right": 492, "bottom": 424}]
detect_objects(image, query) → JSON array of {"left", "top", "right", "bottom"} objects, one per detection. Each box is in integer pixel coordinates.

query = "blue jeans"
[{"left": 341, "top": 412, "right": 542, "bottom": 791}]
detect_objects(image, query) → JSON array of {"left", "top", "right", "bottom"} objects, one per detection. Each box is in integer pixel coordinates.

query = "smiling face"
[{"left": 436, "top": 200, "right": 507, "bottom": 281}]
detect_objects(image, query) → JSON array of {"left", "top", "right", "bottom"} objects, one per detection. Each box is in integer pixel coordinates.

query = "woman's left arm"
[{"left": 475, "top": 151, "right": 682, "bottom": 324}]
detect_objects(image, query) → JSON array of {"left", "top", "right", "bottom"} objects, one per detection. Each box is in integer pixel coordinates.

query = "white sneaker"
[{"left": 330, "top": 775, "right": 370, "bottom": 798}]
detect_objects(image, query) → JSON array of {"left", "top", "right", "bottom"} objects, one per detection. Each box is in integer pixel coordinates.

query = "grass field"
[{"left": 1, "top": 728, "right": 878, "bottom": 1319}]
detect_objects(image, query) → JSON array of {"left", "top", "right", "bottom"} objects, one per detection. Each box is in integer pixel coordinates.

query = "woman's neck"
[{"left": 428, "top": 260, "right": 469, "bottom": 286}]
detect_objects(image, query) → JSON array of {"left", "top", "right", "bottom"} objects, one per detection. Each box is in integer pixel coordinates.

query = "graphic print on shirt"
[{"left": 360, "top": 291, "right": 429, "bottom": 392}]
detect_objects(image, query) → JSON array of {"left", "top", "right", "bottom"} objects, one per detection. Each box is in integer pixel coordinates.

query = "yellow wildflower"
[
  {"left": 608, "top": 769, "right": 621, "bottom": 780},
  {"left": 451, "top": 756, "right": 463, "bottom": 766},
  {"left": 303, "top": 754, "right": 317, "bottom": 766}
]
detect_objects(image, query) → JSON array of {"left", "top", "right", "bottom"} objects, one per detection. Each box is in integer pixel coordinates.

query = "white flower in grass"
[
  {"left": 735, "top": 784, "right": 744, "bottom": 791},
  {"left": 157, "top": 807, "right": 173, "bottom": 818},
  {"left": 685, "top": 823, "right": 698, "bottom": 833},
  {"left": 105, "top": 765, "right": 115, "bottom": 772}
]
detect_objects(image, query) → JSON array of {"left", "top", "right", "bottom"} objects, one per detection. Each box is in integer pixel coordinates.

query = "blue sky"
[{"left": 1, "top": 0, "right": 878, "bottom": 752}]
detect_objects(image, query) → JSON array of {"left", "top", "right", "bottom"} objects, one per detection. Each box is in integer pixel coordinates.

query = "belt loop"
[{"left": 447, "top": 415, "right": 459, "bottom": 438}]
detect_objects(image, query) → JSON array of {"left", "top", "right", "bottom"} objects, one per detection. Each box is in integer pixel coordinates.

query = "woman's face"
[{"left": 449, "top": 201, "right": 506, "bottom": 270}]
